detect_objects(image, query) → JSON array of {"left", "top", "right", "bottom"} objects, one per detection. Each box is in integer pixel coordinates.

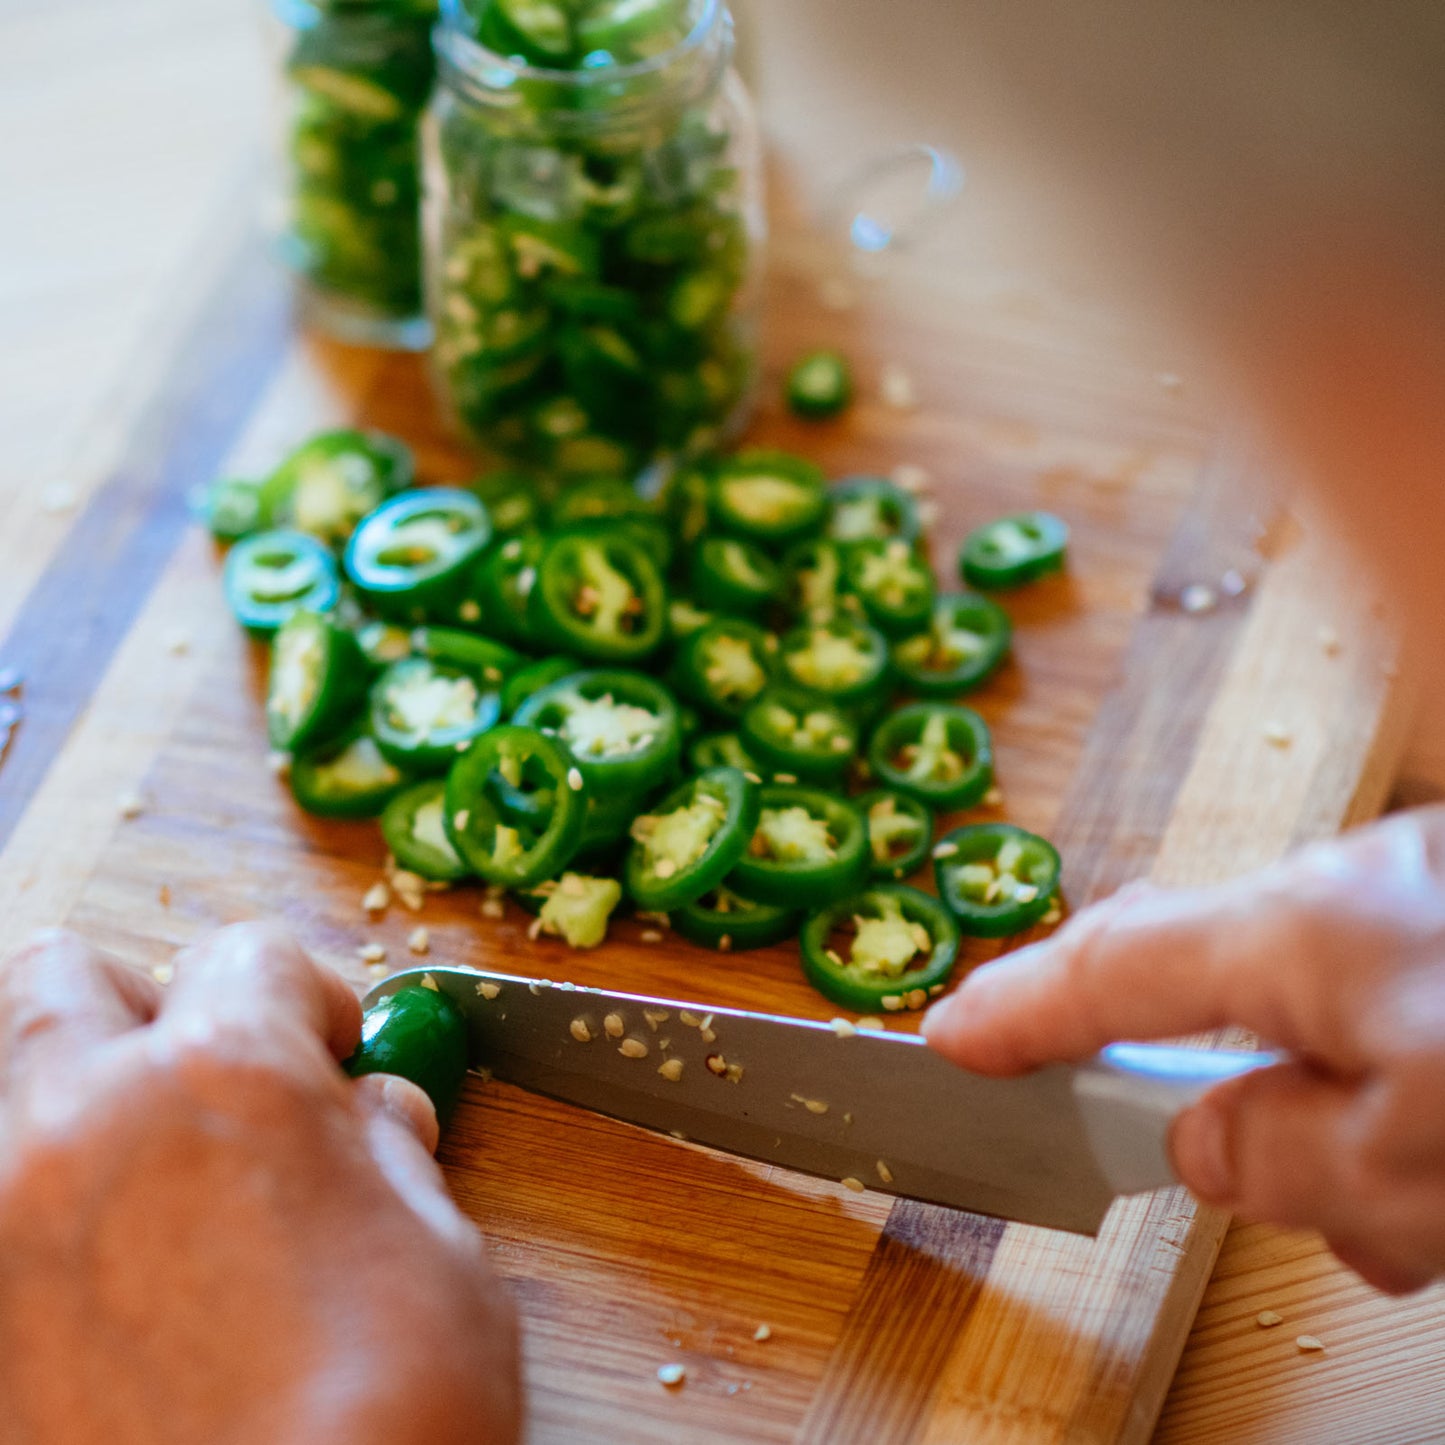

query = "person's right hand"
[
  {"left": 0, "top": 923, "right": 522, "bottom": 1444},
  {"left": 924, "top": 807, "right": 1445, "bottom": 1295}
]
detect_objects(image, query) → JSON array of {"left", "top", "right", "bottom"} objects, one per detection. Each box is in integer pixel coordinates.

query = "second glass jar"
[{"left": 426, "top": 0, "right": 765, "bottom": 479}]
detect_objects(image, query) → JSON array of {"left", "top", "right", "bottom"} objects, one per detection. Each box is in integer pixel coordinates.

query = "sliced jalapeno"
[
  {"left": 738, "top": 686, "right": 859, "bottom": 785},
  {"left": 783, "top": 537, "right": 857, "bottom": 625},
  {"left": 224, "top": 529, "right": 341, "bottom": 635},
  {"left": 776, "top": 618, "right": 890, "bottom": 707},
  {"left": 960, "top": 512, "right": 1069, "bottom": 589},
  {"left": 444, "top": 724, "right": 587, "bottom": 887},
  {"left": 267, "top": 609, "right": 369, "bottom": 753},
  {"left": 528, "top": 872, "right": 624, "bottom": 949},
  {"left": 668, "top": 597, "right": 715, "bottom": 642},
  {"left": 204, "top": 477, "right": 268, "bottom": 542},
  {"left": 934, "top": 822, "right": 1061, "bottom": 937},
  {"left": 529, "top": 530, "right": 666, "bottom": 663},
  {"left": 412, "top": 626, "right": 525, "bottom": 690},
  {"left": 513, "top": 669, "right": 681, "bottom": 795},
  {"left": 261, "top": 429, "right": 413, "bottom": 547},
  {"left": 549, "top": 477, "right": 654, "bottom": 530},
  {"left": 672, "top": 618, "right": 776, "bottom": 721},
  {"left": 345, "top": 488, "right": 492, "bottom": 622},
  {"left": 728, "top": 785, "right": 869, "bottom": 908},
  {"left": 891, "top": 592, "right": 1012, "bottom": 697},
  {"left": 709, "top": 451, "right": 827, "bottom": 550},
  {"left": 380, "top": 778, "right": 472, "bottom": 882},
  {"left": 785, "top": 350, "right": 853, "bottom": 420},
  {"left": 856, "top": 788, "right": 935, "bottom": 881},
  {"left": 826, "top": 477, "right": 921, "bottom": 550},
  {"left": 689, "top": 536, "right": 780, "bottom": 616},
  {"left": 501, "top": 654, "right": 581, "bottom": 716},
  {"left": 290, "top": 721, "right": 409, "bottom": 819},
  {"left": 801, "top": 884, "right": 961, "bottom": 1012},
  {"left": 688, "top": 731, "right": 762, "bottom": 776},
  {"left": 672, "top": 886, "right": 801, "bottom": 952},
  {"left": 867, "top": 703, "right": 994, "bottom": 809},
  {"left": 467, "top": 470, "right": 543, "bottom": 537},
  {"left": 355, "top": 619, "right": 415, "bottom": 667},
  {"left": 475, "top": 533, "right": 546, "bottom": 649},
  {"left": 844, "top": 538, "right": 936, "bottom": 638},
  {"left": 345, "top": 984, "right": 469, "bottom": 1123},
  {"left": 370, "top": 656, "right": 503, "bottom": 773},
  {"left": 625, "top": 766, "right": 760, "bottom": 911}
]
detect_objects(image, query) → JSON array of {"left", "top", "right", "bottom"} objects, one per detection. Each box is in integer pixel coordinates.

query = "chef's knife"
[{"left": 366, "top": 967, "right": 1270, "bottom": 1236}]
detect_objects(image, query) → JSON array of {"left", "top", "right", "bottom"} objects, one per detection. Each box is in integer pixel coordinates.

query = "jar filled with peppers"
[
  {"left": 266, "top": 0, "right": 438, "bottom": 348},
  {"left": 425, "top": 0, "right": 765, "bottom": 478}
]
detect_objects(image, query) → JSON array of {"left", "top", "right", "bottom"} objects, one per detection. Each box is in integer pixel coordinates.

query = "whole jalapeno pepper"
[
  {"left": 727, "top": 784, "right": 870, "bottom": 908},
  {"left": 800, "top": 884, "right": 961, "bottom": 1013},
  {"left": 933, "top": 822, "right": 1061, "bottom": 937},
  {"left": 866, "top": 703, "right": 994, "bottom": 810},
  {"left": 345, "top": 983, "right": 470, "bottom": 1124}
]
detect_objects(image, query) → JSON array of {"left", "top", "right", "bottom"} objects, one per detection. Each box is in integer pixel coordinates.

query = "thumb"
[
  {"left": 352, "top": 1072, "right": 440, "bottom": 1155},
  {"left": 1169, "top": 1061, "right": 1359, "bottom": 1233}
]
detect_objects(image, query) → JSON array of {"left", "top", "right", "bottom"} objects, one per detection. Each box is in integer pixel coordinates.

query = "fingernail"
[{"left": 1170, "top": 1103, "right": 1235, "bottom": 1204}]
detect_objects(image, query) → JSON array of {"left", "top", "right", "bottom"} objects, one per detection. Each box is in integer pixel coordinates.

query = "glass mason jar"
[
  {"left": 266, "top": 0, "right": 438, "bottom": 349},
  {"left": 426, "top": 0, "right": 765, "bottom": 479}
]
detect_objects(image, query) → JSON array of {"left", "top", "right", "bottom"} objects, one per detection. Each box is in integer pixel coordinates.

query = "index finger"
[{"left": 161, "top": 922, "right": 362, "bottom": 1063}]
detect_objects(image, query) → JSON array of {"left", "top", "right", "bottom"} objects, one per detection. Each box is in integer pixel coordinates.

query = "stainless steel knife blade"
[{"left": 368, "top": 967, "right": 1270, "bottom": 1235}]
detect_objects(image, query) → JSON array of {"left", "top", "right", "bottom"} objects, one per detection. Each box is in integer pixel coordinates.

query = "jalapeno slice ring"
[
  {"left": 933, "top": 822, "right": 1061, "bottom": 937},
  {"left": 688, "top": 731, "right": 763, "bottom": 776},
  {"left": 728, "top": 785, "right": 869, "bottom": 908},
  {"left": 501, "top": 655, "right": 581, "bottom": 717},
  {"left": 844, "top": 538, "right": 937, "bottom": 638},
  {"left": 224, "top": 529, "right": 341, "bottom": 635},
  {"left": 444, "top": 723, "right": 587, "bottom": 887},
  {"left": 785, "top": 350, "right": 853, "bottom": 421},
  {"left": 261, "top": 429, "right": 414, "bottom": 548},
  {"left": 800, "top": 884, "right": 961, "bottom": 1013},
  {"left": 205, "top": 477, "right": 268, "bottom": 542},
  {"left": 855, "top": 788, "right": 935, "bottom": 881},
  {"left": 775, "top": 618, "right": 891, "bottom": 707},
  {"left": 370, "top": 656, "right": 503, "bottom": 774},
  {"left": 266, "top": 608, "right": 370, "bottom": 753},
  {"left": 739, "top": 686, "right": 859, "bottom": 785},
  {"left": 290, "top": 720, "right": 409, "bottom": 819},
  {"left": 672, "top": 886, "right": 801, "bottom": 952},
  {"left": 513, "top": 668, "right": 681, "bottom": 795},
  {"left": 783, "top": 537, "right": 858, "bottom": 626},
  {"left": 380, "top": 778, "right": 472, "bottom": 883},
  {"left": 529, "top": 529, "right": 666, "bottom": 663},
  {"left": 345, "top": 488, "right": 493, "bottom": 622},
  {"left": 411, "top": 627, "right": 525, "bottom": 690},
  {"left": 689, "top": 536, "right": 781, "bottom": 616},
  {"left": 708, "top": 451, "right": 828, "bottom": 549},
  {"left": 890, "top": 592, "right": 1012, "bottom": 697},
  {"left": 826, "top": 477, "right": 921, "bottom": 551},
  {"left": 959, "top": 511, "right": 1069, "bottom": 589},
  {"left": 672, "top": 618, "right": 776, "bottom": 721},
  {"left": 624, "top": 766, "right": 760, "bottom": 912},
  {"left": 475, "top": 532, "right": 546, "bottom": 649},
  {"left": 867, "top": 703, "right": 994, "bottom": 809}
]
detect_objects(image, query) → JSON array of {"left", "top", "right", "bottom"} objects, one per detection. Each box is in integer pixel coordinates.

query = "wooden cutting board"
[{"left": 0, "top": 190, "right": 1411, "bottom": 1441}]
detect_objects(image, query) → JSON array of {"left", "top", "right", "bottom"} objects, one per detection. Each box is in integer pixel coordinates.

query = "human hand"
[
  {"left": 0, "top": 923, "right": 521, "bottom": 1444},
  {"left": 923, "top": 807, "right": 1445, "bottom": 1295}
]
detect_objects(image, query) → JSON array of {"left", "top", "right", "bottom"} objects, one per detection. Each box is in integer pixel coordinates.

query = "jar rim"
[{"left": 435, "top": 0, "right": 725, "bottom": 90}]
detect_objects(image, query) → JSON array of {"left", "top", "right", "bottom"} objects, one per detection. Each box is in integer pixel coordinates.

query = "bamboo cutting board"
[{"left": 0, "top": 197, "right": 1411, "bottom": 1441}]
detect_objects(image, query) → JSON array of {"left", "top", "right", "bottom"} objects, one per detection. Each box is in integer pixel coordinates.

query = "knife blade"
[{"left": 367, "top": 967, "right": 1270, "bottom": 1235}]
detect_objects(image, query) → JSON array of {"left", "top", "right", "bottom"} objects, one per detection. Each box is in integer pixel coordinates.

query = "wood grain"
[{"left": 2, "top": 2, "right": 1442, "bottom": 1440}]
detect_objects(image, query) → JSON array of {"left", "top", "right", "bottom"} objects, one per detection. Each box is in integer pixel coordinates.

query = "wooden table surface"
[{"left": 4, "top": 3, "right": 1445, "bottom": 1441}]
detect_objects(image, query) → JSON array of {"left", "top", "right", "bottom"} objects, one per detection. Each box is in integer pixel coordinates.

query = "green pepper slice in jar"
[
  {"left": 260, "top": 429, "right": 414, "bottom": 547},
  {"left": 672, "top": 885, "right": 801, "bottom": 952},
  {"left": 345, "top": 489, "right": 493, "bottom": 622},
  {"left": 671, "top": 618, "right": 776, "bottom": 721},
  {"left": 800, "top": 885, "right": 961, "bottom": 1013},
  {"left": 959, "top": 512, "right": 1069, "bottom": 589},
  {"left": 844, "top": 538, "right": 937, "bottom": 638},
  {"left": 444, "top": 724, "right": 587, "bottom": 887},
  {"left": 890, "top": 593, "right": 1013, "bottom": 697},
  {"left": 775, "top": 618, "right": 891, "bottom": 707},
  {"left": 625, "top": 766, "right": 760, "bottom": 912},
  {"left": 855, "top": 788, "right": 935, "bottom": 881},
  {"left": 708, "top": 451, "right": 828, "bottom": 550},
  {"left": 529, "top": 530, "right": 666, "bottom": 663},
  {"left": 224, "top": 529, "right": 341, "bottom": 635},
  {"left": 369, "top": 656, "right": 503, "bottom": 774},
  {"left": 513, "top": 668, "right": 682, "bottom": 795},
  {"left": 933, "top": 822, "right": 1061, "bottom": 937},
  {"left": 785, "top": 350, "right": 853, "bottom": 420},
  {"left": 689, "top": 536, "right": 781, "bottom": 616},
  {"left": 266, "top": 609, "right": 370, "bottom": 754},
  {"left": 867, "top": 703, "right": 994, "bottom": 810},
  {"left": 826, "top": 477, "right": 922, "bottom": 551},
  {"left": 728, "top": 785, "right": 869, "bottom": 908},
  {"left": 345, "top": 984, "right": 469, "bottom": 1123},
  {"left": 380, "top": 778, "right": 472, "bottom": 883},
  {"left": 739, "top": 687, "right": 859, "bottom": 785},
  {"left": 290, "top": 721, "right": 410, "bottom": 819}
]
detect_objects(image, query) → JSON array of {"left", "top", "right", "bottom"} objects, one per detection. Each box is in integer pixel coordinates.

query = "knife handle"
[{"left": 1072, "top": 1043, "right": 1279, "bottom": 1197}]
